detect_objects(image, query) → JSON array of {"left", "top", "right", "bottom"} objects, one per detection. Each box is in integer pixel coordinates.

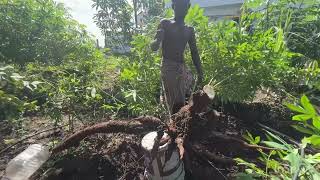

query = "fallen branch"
[
  {"left": 52, "top": 116, "right": 162, "bottom": 154},
  {"left": 52, "top": 91, "right": 209, "bottom": 154},
  {"left": 0, "top": 125, "right": 67, "bottom": 155},
  {"left": 36, "top": 129, "right": 61, "bottom": 140}
]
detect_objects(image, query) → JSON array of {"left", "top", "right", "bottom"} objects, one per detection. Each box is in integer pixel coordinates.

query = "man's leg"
[
  {"left": 161, "top": 75, "right": 175, "bottom": 115},
  {"left": 162, "top": 75, "right": 186, "bottom": 114},
  {"left": 184, "top": 67, "right": 195, "bottom": 99},
  {"left": 172, "top": 69, "right": 186, "bottom": 114},
  {"left": 161, "top": 62, "right": 186, "bottom": 115}
]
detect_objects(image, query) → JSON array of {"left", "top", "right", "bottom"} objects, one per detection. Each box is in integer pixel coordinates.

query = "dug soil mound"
[{"left": 28, "top": 90, "right": 294, "bottom": 180}]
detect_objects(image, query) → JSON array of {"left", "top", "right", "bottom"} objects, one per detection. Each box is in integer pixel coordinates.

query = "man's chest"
[{"left": 164, "top": 25, "right": 191, "bottom": 42}]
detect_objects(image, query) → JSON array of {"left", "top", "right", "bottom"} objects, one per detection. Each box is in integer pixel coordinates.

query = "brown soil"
[{"left": 1, "top": 91, "right": 297, "bottom": 180}]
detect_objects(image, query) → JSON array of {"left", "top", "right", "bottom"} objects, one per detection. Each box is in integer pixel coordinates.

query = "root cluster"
[{"left": 51, "top": 90, "right": 268, "bottom": 179}]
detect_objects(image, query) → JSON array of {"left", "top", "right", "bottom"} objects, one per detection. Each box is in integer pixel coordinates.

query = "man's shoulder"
[
  {"left": 160, "top": 18, "right": 171, "bottom": 23},
  {"left": 159, "top": 18, "right": 174, "bottom": 27},
  {"left": 185, "top": 25, "right": 195, "bottom": 32}
]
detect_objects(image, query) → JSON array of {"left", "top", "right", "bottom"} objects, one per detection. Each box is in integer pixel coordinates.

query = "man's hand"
[
  {"left": 155, "top": 29, "right": 164, "bottom": 42},
  {"left": 151, "top": 29, "right": 164, "bottom": 51},
  {"left": 195, "top": 73, "right": 203, "bottom": 90}
]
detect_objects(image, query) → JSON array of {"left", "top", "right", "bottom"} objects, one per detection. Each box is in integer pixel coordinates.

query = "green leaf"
[
  {"left": 283, "top": 151, "right": 300, "bottom": 174},
  {"left": 312, "top": 116, "right": 320, "bottom": 130},
  {"left": 277, "top": 150, "right": 285, "bottom": 159},
  {"left": 262, "top": 141, "right": 288, "bottom": 151},
  {"left": 270, "top": 176, "right": 281, "bottom": 180},
  {"left": 305, "top": 153, "right": 320, "bottom": 164},
  {"left": 292, "top": 114, "right": 312, "bottom": 121},
  {"left": 101, "top": 104, "right": 115, "bottom": 110},
  {"left": 124, "top": 90, "right": 137, "bottom": 102},
  {"left": 285, "top": 103, "right": 306, "bottom": 114},
  {"left": 243, "top": 131, "right": 256, "bottom": 144},
  {"left": 291, "top": 125, "right": 314, "bottom": 135},
  {"left": 265, "top": 131, "right": 288, "bottom": 145},
  {"left": 266, "top": 159, "right": 280, "bottom": 171},
  {"left": 235, "top": 173, "right": 256, "bottom": 180},
  {"left": 275, "top": 28, "right": 284, "bottom": 52},
  {"left": 305, "top": 135, "right": 320, "bottom": 146},
  {"left": 254, "top": 136, "right": 261, "bottom": 144},
  {"left": 301, "top": 95, "right": 316, "bottom": 115}
]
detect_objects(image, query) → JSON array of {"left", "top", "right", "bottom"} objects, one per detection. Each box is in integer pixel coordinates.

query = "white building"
[{"left": 166, "top": 0, "right": 244, "bottom": 21}]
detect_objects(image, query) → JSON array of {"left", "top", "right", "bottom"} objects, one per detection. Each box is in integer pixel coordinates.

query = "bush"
[
  {"left": 0, "top": 0, "right": 117, "bottom": 124},
  {"left": 183, "top": 5, "right": 293, "bottom": 102},
  {"left": 0, "top": 0, "right": 96, "bottom": 65},
  {"left": 237, "top": 95, "right": 320, "bottom": 179},
  {"left": 0, "top": 65, "right": 38, "bottom": 121},
  {"left": 117, "top": 35, "right": 164, "bottom": 116}
]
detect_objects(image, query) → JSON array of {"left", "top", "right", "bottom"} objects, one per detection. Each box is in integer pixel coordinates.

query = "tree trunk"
[{"left": 133, "top": 0, "right": 138, "bottom": 29}]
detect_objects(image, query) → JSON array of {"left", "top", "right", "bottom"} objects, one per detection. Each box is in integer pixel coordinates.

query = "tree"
[
  {"left": 133, "top": 0, "right": 165, "bottom": 28},
  {"left": 145, "top": 0, "right": 165, "bottom": 17},
  {"left": 0, "top": 0, "right": 92, "bottom": 65},
  {"left": 92, "top": 0, "right": 133, "bottom": 50}
]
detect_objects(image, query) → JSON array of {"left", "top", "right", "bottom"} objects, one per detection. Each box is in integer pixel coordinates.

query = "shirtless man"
[{"left": 151, "top": 0, "right": 203, "bottom": 114}]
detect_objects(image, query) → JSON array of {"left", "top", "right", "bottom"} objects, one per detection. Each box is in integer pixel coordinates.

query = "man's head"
[{"left": 172, "top": 0, "right": 190, "bottom": 19}]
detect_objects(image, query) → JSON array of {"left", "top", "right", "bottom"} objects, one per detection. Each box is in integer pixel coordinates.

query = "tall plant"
[
  {"left": 185, "top": 5, "right": 293, "bottom": 102},
  {"left": 93, "top": 0, "right": 133, "bottom": 50},
  {"left": 0, "top": 0, "right": 94, "bottom": 65}
]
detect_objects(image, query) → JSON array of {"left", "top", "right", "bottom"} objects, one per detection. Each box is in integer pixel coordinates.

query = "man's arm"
[
  {"left": 151, "top": 20, "right": 165, "bottom": 51},
  {"left": 188, "top": 27, "right": 203, "bottom": 85}
]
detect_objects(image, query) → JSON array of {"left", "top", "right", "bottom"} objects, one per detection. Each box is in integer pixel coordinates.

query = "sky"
[{"left": 54, "top": 0, "right": 105, "bottom": 47}]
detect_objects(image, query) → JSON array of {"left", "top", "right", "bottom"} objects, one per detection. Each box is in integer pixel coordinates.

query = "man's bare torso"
[{"left": 160, "top": 19, "right": 193, "bottom": 63}]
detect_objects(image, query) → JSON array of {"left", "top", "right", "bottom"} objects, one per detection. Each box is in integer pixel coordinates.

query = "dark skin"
[{"left": 151, "top": 0, "right": 203, "bottom": 86}]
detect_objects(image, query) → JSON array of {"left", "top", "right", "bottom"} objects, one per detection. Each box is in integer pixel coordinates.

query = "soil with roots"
[{"left": 1, "top": 91, "right": 295, "bottom": 180}]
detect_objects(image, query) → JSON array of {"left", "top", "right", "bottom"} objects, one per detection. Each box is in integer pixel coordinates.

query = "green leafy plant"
[
  {"left": 117, "top": 35, "right": 164, "bottom": 116},
  {"left": 244, "top": 0, "right": 320, "bottom": 98},
  {"left": 93, "top": 0, "right": 133, "bottom": 51},
  {"left": 236, "top": 95, "right": 320, "bottom": 179},
  {"left": 0, "top": 0, "right": 95, "bottom": 65},
  {"left": 184, "top": 5, "right": 293, "bottom": 102},
  {"left": 0, "top": 65, "right": 39, "bottom": 121},
  {"left": 286, "top": 95, "right": 320, "bottom": 147},
  {"left": 0, "top": 0, "right": 119, "bottom": 127}
]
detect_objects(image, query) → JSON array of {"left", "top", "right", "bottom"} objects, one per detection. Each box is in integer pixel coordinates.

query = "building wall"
[
  {"left": 190, "top": 0, "right": 243, "bottom": 7},
  {"left": 203, "top": 3, "right": 242, "bottom": 19},
  {"left": 166, "top": 0, "right": 243, "bottom": 20}
]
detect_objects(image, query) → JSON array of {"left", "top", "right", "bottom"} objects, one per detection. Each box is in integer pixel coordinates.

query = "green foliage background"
[
  {"left": 0, "top": 0, "right": 116, "bottom": 123},
  {"left": 1, "top": 0, "right": 319, "bottom": 121},
  {"left": 0, "top": 0, "right": 99, "bottom": 65},
  {"left": 0, "top": 0, "right": 319, "bottom": 178}
]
